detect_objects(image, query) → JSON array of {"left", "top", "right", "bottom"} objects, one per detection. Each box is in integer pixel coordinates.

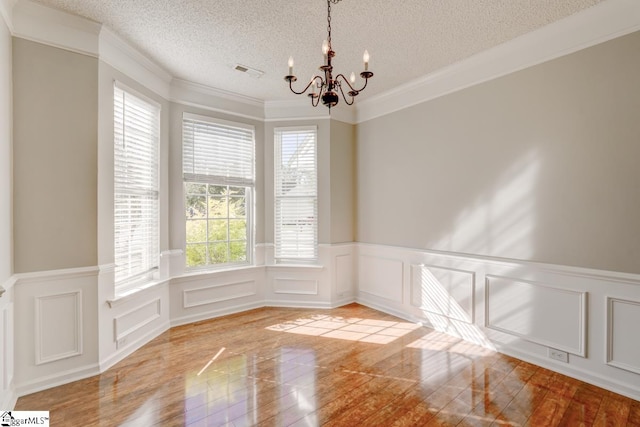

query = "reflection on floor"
[{"left": 15, "top": 304, "right": 640, "bottom": 426}]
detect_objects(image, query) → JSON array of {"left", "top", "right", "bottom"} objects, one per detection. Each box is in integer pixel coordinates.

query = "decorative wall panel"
[
  {"left": 35, "top": 291, "right": 82, "bottom": 364},
  {"left": 607, "top": 297, "right": 640, "bottom": 374},
  {"left": 358, "top": 255, "right": 403, "bottom": 303},
  {"left": 273, "top": 278, "right": 318, "bottom": 295},
  {"left": 183, "top": 281, "right": 257, "bottom": 308},
  {"left": 335, "top": 254, "right": 352, "bottom": 295},
  {"left": 114, "top": 298, "right": 162, "bottom": 344},
  {"left": 486, "top": 276, "right": 586, "bottom": 356},
  {"left": 410, "top": 264, "right": 475, "bottom": 323}
]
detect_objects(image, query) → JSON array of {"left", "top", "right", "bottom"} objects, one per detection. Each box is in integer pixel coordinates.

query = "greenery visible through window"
[{"left": 185, "top": 183, "right": 248, "bottom": 267}]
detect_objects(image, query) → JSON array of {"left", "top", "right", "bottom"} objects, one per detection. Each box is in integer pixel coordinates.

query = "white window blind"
[
  {"left": 183, "top": 114, "right": 255, "bottom": 268},
  {"left": 183, "top": 114, "right": 255, "bottom": 187},
  {"left": 114, "top": 84, "right": 160, "bottom": 290},
  {"left": 274, "top": 127, "right": 318, "bottom": 262}
]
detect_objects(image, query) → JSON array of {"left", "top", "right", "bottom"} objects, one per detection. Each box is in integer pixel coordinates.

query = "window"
[
  {"left": 274, "top": 127, "right": 318, "bottom": 263},
  {"left": 183, "top": 113, "right": 255, "bottom": 269},
  {"left": 114, "top": 83, "right": 160, "bottom": 292}
]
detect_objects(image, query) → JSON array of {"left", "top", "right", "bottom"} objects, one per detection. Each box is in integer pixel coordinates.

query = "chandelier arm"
[
  {"left": 337, "top": 82, "right": 355, "bottom": 106},
  {"left": 335, "top": 73, "right": 371, "bottom": 93},
  {"left": 310, "top": 78, "right": 326, "bottom": 107},
  {"left": 334, "top": 74, "right": 358, "bottom": 92},
  {"left": 288, "top": 76, "right": 321, "bottom": 95},
  {"left": 358, "top": 76, "right": 370, "bottom": 92},
  {"left": 311, "top": 91, "right": 321, "bottom": 107}
]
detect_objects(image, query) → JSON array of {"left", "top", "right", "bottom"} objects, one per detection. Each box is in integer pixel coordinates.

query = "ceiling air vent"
[{"left": 233, "top": 64, "right": 264, "bottom": 79}]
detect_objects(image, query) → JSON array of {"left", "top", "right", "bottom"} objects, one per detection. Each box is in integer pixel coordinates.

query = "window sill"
[
  {"left": 108, "top": 277, "right": 171, "bottom": 308},
  {"left": 173, "top": 264, "right": 265, "bottom": 283},
  {"left": 266, "top": 264, "right": 324, "bottom": 271}
]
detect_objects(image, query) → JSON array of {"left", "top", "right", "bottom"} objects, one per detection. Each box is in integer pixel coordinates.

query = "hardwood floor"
[{"left": 16, "top": 303, "right": 640, "bottom": 426}]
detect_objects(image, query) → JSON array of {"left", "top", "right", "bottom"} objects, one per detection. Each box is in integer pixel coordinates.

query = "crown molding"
[
  {"left": 0, "top": 0, "right": 16, "bottom": 32},
  {"left": 330, "top": 104, "right": 357, "bottom": 125},
  {"left": 172, "top": 78, "right": 263, "bottom": 108},
  {"left": 10, "top": 0, "right": 173, "bottom": 100},
  {"left": 9, "top": 0, "right": 639, "bottom": 125},
  {"left": 99, "top": 26, "right": 172, "bottom": 99},
  {"left": 263, "top": 99, "right": 357, "bottom": 124},
  {"left": 12, "top": 0, "right": 100, "bottom": 57},
  {"left": 356, "top": 0, "right": 640, "bottom": 123},
  {"left": 170, "top": 78, "right": 265, "bottom": 121}
]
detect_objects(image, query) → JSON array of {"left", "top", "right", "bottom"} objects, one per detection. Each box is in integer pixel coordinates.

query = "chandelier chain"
[
  {"left": 327, "top": 0, "right": 331, "bottom": 47},
  {"left": 328, "top": 0, "right": 341, "bottom": 48}
]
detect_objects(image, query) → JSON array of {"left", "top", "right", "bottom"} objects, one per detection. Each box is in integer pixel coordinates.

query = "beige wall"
[
  {"left": 13, "top": 38, "right": 98, "bottom": 273},
  {"left": 356, "top": 30, "right": 640, "bottom": 274},
  {"left": 330, "top": 119, "right": 355, "bottom": 243},
  {"left": 0, "top": 16, "right": 11, "bottom": 282}
]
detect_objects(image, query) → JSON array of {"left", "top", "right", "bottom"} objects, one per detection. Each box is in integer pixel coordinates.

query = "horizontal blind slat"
[
  {"left": 274, "top": 128, "right": 318, "bottom": 262},
  {"left": 114, "top": 85, "right": 160, "bottom": 289}
]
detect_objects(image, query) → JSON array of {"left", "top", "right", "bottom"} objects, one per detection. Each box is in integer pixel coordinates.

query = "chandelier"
[{"left": 284, "top": 0, "right": 374, "bottom": 109}]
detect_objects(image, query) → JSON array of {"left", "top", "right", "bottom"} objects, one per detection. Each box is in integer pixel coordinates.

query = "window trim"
[
  {"left": 182, "top": 112, "right": 256, "bottom": 271},
  {"left": 274, "top": 125, "right": 319, "bottom": 264},
  {"left": 113, "top": 81, "right": 161, "bottom": 294}
]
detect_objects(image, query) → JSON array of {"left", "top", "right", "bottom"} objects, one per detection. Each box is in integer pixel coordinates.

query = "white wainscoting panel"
[
  {"left": 114, "top": 298, "right": 162, "bottom": 345},
  {"left": 335, "top": 254, "right": 352, "bottom": 296},
  {"left": 358, "top": 255, "right": 403, "bottom": 303},
  {"left": 410, "top": 264, "right": 475, "bottom": 323},
  {"left": 183, "top": 280, "right": 258, "bottom": 308},
  {"left": 2, "top": 302, "right": 13, "bottom": 394},
  {"left": 35, "top": 291, "right": 83, "bottom": 365},
  {"left": 485, "top": 275, "right": 586, "bottom": 356},
  {"left": 606, "top": 297, "right": 640, "bottom": 374},
  {"left": 273, "top": 278, "right": 318, "bottom": 295}
]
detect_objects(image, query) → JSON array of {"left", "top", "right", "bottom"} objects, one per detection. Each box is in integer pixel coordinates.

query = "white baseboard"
[
  {"left": 331, "top": 296, "right": 357, "bottom": 308},
  {"left": 498, "top": 346, "right": 640, "bottom": 402},
  {"left": 1, "top": 383, "right": 17, "bottom": 410},
  {"left": 99, "top": 320, "right": 170, "bottom": 373},
  {"left": 15, "top": 363, "right": 100, "bottom": 398},
  {"left": 355, "top": 294, "right": 422, "bottom": 325},
  {"left": 264, "top": 299, "right": 337, "bottom": 310},
  {"left": 170, "top": 301, "right": 264, "bottom": 328}
]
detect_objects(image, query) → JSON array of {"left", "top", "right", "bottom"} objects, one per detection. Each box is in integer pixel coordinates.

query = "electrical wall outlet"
[
  {"left": 117, "top": 337, "right": 127, "bottom": 349},
  {"left": 548, "top": 348, "right": 569, "bottom": 363}
]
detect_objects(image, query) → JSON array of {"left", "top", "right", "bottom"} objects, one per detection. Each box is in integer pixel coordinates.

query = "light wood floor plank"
[{"left": 15, "top": 304, "right": 639, "bottom": 426}]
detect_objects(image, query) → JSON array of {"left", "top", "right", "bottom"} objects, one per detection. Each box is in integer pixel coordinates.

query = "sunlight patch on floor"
[
  {"left": 266, "top": 314, "right": 421, "bottom": 344},
  {"left": 407, "top": 330, "right": 494, "bottom": 357}
]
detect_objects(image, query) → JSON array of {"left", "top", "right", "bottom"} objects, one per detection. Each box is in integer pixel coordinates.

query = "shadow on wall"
[
  {"left": 404, "top": 148, "right": 543, "bottom": 350},
  {"left": 357, "top": 31, "right": 640, "bottom": 274},
  {"left": 431, "top": 149, "right": 540, "bottom": 261}
]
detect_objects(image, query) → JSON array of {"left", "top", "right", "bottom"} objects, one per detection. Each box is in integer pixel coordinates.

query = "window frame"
[
  {"left": 274, "top": 126, "right": 319, "bottom": 264},
  {"left": 113, "top": 81, "right": 161, "bottom": 294},
  {"left": 182, "top": 113, "right": 255, "bottom": 271}
]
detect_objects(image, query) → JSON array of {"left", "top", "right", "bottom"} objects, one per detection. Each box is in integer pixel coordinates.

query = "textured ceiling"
[{"left": 33, "top": 0, "right": 605, "bottom": 102}]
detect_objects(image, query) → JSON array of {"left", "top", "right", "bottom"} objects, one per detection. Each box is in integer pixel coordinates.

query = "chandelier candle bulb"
[
  {"left": 363, "top": 50, "right": 370, "bottom": 71},
  {"left": 322, "top": 40, "right": 329, "bottom": 56},
  {"left": 350, "top": 72, "right": 356, "bottom": 83},
  {"left": 288, "top": 56, "right": 294, "bottom": 75}
]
